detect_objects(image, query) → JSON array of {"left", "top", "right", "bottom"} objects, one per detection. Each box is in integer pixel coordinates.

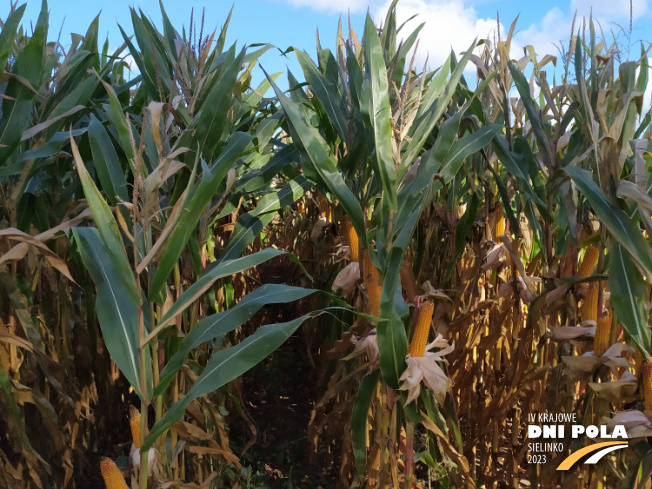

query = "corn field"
[{"left": 1, "top": 1, "right": 652, "bottom": 488}]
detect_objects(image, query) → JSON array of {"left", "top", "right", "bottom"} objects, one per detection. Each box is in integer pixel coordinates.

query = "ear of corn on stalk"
[
  {"left": 410, "top": 301, "right": 434, "bottom": 357},
  {"left": 367, "top": 284, "right": 382, "bottom": 319},
  {"left": 581, "top": 282, "right": 599, "bottom": 324},
  {"left": 642, "top": 361, "right": 652, "bottom": 418},
  {"left": 362, "top": 250, "right": 381, "bottom": 318},
  {"left": 100, "top": 457, "right": 129, "bottom": 489},
  {"left": 129, "top": 404, "right": 141, "bottom": 449},
  {"left": 578, "top": 246, "right": 599, "bottom": 278},
  {"left": 345, "top": 218, "right": 359, "bottom": 262},
  {"left": 594, "top": 310, "right": 612, "bottom": 357},
  {"left": 493, "top": 204, "right": 505, "bottom": 239}
]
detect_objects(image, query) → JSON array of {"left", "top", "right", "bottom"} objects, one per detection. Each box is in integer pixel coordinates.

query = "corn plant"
[{"left": 266, "top": 3, "right": 507, "bottom": 486}]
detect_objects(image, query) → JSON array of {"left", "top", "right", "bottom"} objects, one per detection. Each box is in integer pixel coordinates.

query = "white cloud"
[
  {"left": 281, "top": 0, "right": 382, "bottom": 13},
  {"left": 374, "top": 1, "right": 571, "bottom": 73},
  {"left": 370, "top": 0, "right": 649, "bottom": 77},
  {"left": 511, "top": 7, "right": 570, "bottom": 60},
  {"left": 375, "top": 0, "right": 503, "bottom": 71},
  {"left": 279, "top": 0, "right": 649, "bottom": 89}
]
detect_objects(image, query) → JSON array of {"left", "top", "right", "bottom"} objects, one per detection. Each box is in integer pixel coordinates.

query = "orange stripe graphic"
[{"left": 556, "top": 441, "right": 628, "bottom": 470}]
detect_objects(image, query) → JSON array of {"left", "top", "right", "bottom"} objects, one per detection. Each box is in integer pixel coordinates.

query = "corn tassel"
[
  {"left": 410, "top": 301, "right": 434, "bottom": 357},
  {"left": 594, "top": 310, "right": 612, "bottom": 357},
  {"left": 642, "top": 361, "right": 652, "bottom": 418},
  {"left": 129, "top": 404, "right": 141, "bottom": 449},
  {"left": 100, "top": 457, "right": 129, "bottom": 489},
  {"left": 345, "top": 219, "right": 359, "bottom": 262},
  {"left": 581, "top": 282, "right": 599, "bottom": 324},
  {"left": 578, "top": 245, "right": 599, "bottom": 278},
  {"left": 362, "top": 250, "right": 381, "bottom": 318}
]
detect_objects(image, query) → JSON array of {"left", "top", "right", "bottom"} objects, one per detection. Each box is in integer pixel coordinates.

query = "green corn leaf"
[
  {"left": 264, "top": 67, "right": 367, "bottom": 250},
  {"left": 88, "top": 114, "right": 128, "bottom": 205},
  {"left": 97, "top": 75, "right": 136, "bottom": 169},
  {"left": 361, "top": 14, "right": 396, "bottom": 211},
  {"left": 0, "top": 2, "right": 47, "bottom": 163},
  {"left": 352, "top": 371, "right": 380, "bottom": 476},
  {"left": 149, "top": 132, "right": 253, "bottom": 300},
  {"left": 0, "top": 4, "right": 26, "bottom": 71},
  {"left": 440, "top": 124, "right": 502, "bottom": 183},
  {"left": 403, "top": 41, "right": 475, "bottom": 168},
  {"left": 609, "top": 242, "right": 650, "bottom": 355},
  {"left": 193, "top": 46, "right": 245, "bottom": 160},
  {"left": 20, "top": 128, "right": 86, "bottom": 162},
  {"left": 508, "top": 61, "right": 554, "bottom": 168},
  {"left": 72, "top": 227, "right": 146, "bottom": 399},
  {"left": 155, "top": 248, "right": 289, "bottom": 332},
  {"left": 295, "top": 50, "right": 349, "bottom": 144},
  {"left": 218, "top": 176, "right": 312, "bottom": 263},
  {"left": 156, "top": 284, "right": 317, "bottom": 395},
  {"left": 378, "top": 205, "right": 421, "bottom": 388},
  {"left": 566, "top": 166, "right": 652, "bottom": 281},
  {"left": 144, "top": 312, "right": 320, "bottom": 450},
  {"left": 71, "top": 134, "right": 140, "bottom": 304}
]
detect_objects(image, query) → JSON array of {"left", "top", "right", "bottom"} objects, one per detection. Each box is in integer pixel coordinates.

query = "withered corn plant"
[
  {"left": 437, "top": 14, "right": 652, "bottom": 489},
  {"left": 0, "top": 2, "right": 140, "bottom": 486}
]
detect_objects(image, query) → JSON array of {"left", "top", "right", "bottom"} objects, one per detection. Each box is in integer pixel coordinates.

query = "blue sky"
[{"left": 3, "top": 0, "right": 651, "bottom": 88}]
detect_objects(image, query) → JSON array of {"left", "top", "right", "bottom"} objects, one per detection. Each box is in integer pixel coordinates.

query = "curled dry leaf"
[
  {"left": 332, "top": 261, "right": 360, "bottom": 298},
  {"left": 589, "top": 371, "right": 638, "bottom": 402}
]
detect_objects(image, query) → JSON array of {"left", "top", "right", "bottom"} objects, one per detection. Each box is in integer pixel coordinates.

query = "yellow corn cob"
[
  {"left": 494, "top": 204, "right": 505, "bottom": 239},
  {"left": 642, "top": 361, "right": 652, "bottom": 417},
  {"left": 578, "top": 245, "right": 599, "bottom": 278},
  {"left": 317, "top": 194, "right": 330, "bottom": 220},
  {"left": 410, "top": 301, "right": 434, "bottom": 357},
  {"left": 581, "top": 282, "right": 599, "bottom": 324},
  {"left": 594, "top": 310, "right": 612, "bottom": 357},
  {"left": 100, "top": 457, "right": 129, "bottom": 489},
  {"left": 129, "top": 404, "right": 141, "bottom": 449},
  {"left": 345, "top": 219, "right": 359, "bottom": 262},
  {"left": 362, "top": 250, "right": 381, "bottom": 318}
]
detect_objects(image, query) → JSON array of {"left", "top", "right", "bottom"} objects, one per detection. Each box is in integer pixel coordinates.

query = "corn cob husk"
[
  {"left": 636, "top": 349, "right": 645, "bottom": 376},
  {"left": 642, "top": 361, "right": 652, "bottom": 418},
  {"left": 578, "top": 245, "right": 599, "bottom": 278},
  {"left": 594, "top": 310, "right": 612, "bottom": 357},
  {"left": 100, "top": 457, "right": 129, "bottom": 489},
  {"left": 410, "top": 301, "right": 434, "bottom": 357},
  {"left": 345, "top": 219, "right": 359, "bottom": 262},
  {"left": 362, "top": 250, "right": 381, "bottom": 318},
  {"left": 581, "top": 282, "right": 599, "bottom": 324},
  {"left": 400, "top": 265, "right": 419, "bottom": 304},
  {"left": 129, "top": 404, "right": 141, "bottom": 449}
]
